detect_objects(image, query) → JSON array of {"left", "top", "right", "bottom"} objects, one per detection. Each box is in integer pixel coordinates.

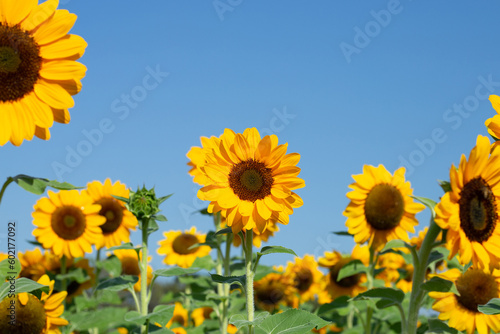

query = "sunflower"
[
  {"left": 32, "top": 190, "right": 105, "bottom": 258},
  {"left": 375, "top": 251, "right": 406, "bottom": 287},
  {"left": 344, "top": 164, "right": 425, "bottom": 251},
  {"left": 283, "top": 254, "right": 323, "bottom": 307},
  {"left": 85, "top": 179, "right": 138, "bottom": 249},
  {"left": 429, "top": 267, "right": 500, "bottom": 334},
  {"left": 254, "top": 271, "right": 296, "bottom": 313},
  {"left": 113, "top": 249, "right": 153, "bottom": 292},
  {"left": 0, "top": 0, "right": 87, "bottom": 146},
  {"left": 195, "top": 128, "right": 304, "bottom": 234},
  {"left": 157, "top": 227, "right": 211, "bottom": 268},
  {"left": 318, "top": 246, "right": 369, "bottom": 303},
  {"left": 18, "top": 248, "right": 47, "bottom": 281},
  {"left": 191, "top": 306, "right": 214, "bottom": 326},
  {"left": 166, "top": 302, "right": 188, "bottom": 328},
  {"left": 435, "top": 135, "right": 500, "bottom": 269},
  {"left": 0, "top": 274, "right": 68, "bottom": 334}
]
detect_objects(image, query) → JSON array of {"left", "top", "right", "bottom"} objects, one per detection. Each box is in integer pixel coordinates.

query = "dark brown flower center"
[
  {"left": 364, "top": 183, "right": 405, "bottom": 230},
  {"left": 171, "top": 314, "right": 187, "bottom": 327},
  {"left": 0, "top": 294, "right": 47, "bottom": 334},
  {"left": 459, "top": 177, "right": 498, "bottom": 243},
  {"left": 172, "top": 233, "right": 199, "bottom": 255},
  {"left": 0, "top": 24, "right": 41, "bottom": 102},
  {"left": 120, "top": 256, "right": 140, "bottom": 276},
  {"left": 229, "top": 159, "right": 274, "bottom": 202},
  {"left": 294, "top": 268, "right": 313, "bottom": 292},
  {"left": 456, "top": 269, "right": 498, "bottom": 312},
  {"left": 330, "top": 258, "right": 361, "bottom": 288},
  {"left": 96, "top": 198, "right": 124, "bottom": 234},
  {"left": 51, "top": 206, "right": 86, "bottom": 240},
  {"left": 255, "top": 282, "right": 285, "bottom": 308}
]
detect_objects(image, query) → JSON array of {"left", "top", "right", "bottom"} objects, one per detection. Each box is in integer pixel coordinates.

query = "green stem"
[
  {"left": 396, "top": 303, "right": 407, "bottom": 334},
  {"left": 364, "top": 247, "right": 376, "bottom": 334},
  {"left": 128, "top": 286, "right": 142, "bottom": 313},
  {"left": 140, "top": 218, "right": 150, "bottom": 334},
  {"left": 214, "top": 213, "right": 228, "bottom": 334},
  {"left": 407, "top": 218, "right": 441, "bottom": 334},
  {"left": 0, "top": 177, "right": 14, "bottom": 208},
  {"left": 244, "top": 230, "right": 255, "bottom": 334}
]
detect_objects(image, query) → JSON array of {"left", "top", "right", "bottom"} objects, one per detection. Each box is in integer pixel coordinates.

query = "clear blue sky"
[{"left": 2, "top": 1, "right": 500, "bottom": 269}]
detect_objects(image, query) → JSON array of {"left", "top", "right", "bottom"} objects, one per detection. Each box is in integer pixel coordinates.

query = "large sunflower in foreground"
[
  {"left": 429, "top": 267, "right": 500, "bottom": 334},
  {"left": 0, "top": 0, "right": 87, "bottom": 146},
  {"left": 435, "top": 135, "right": 500, "bottom": 269},
  {"left": 344, "top": 164, "right": 425, "bottom": 251},
  {"left": 85, "top": 179, "right": 138, "bottom": 249},
  {"left": 32, "top": 190, "right": 105, "bottom": 258},
  {"left": 157, "top": 227, "right": 211, "bottom": 268},
  {"left": 195, "top": 128, "right": 304, "bottom": 234},
  {"left": 0, "top": 274, "right": 68, "bottom": 333}
]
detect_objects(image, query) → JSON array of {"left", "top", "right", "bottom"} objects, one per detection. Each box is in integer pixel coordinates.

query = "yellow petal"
[
  {"left": 39, "top": 34, "right": 87, "bottom": 59},
  {"left": 53, "top": 108, "right": 71, "bottom": 124},
  {"left": 33, "top": 9, "right": 76, "bottom": 45},
  {"left": 40, "top": 60, "right": 87, "bottom": 81},
  {"left": 0, "top": 0, "right": 36, "bottom": 26},
  {"left": 0, "top": 103, "right": 12, "bottom": 145},
  {"left": 21, "top": 0, "right": 58, "bottom": 31},
  {"left": 34, "top": 80, "right": 74, "bottom": 109},
  {"left": 34, "top": 126, "right": 51, "bottom": 140}
]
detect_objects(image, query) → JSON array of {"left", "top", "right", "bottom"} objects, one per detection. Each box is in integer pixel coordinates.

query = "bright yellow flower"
[
  {"left": 429, "top": 267, "right": 500, "bottom": 334},
  {"left": 0, "top": 0, "right": 87, "bottom": 146},
  {"left": 318, "top": 245, "right": 369, "bottom": 303},
  {"left": 84, "top": 179, "right": 138, "bottom": 249},
  {"left": 0, "top": 274, "right": 68, "bottom": 333},
  {"left": 166, "top": 302, "right": 188, "bottom": 328},
  {"left": 18, "top": 248, "right": 46, "bottom": 281},
  {"left": 435, "top": 135, "right": 500, "bottom": 269},
  {"left": 187, "top": 135, "right": 219, "bottom": 186},
  {"left": 32, "top": 190, "right": 105, "bottom": 258},
  {"left": 254, "top": 271, "right": 296, "bottom": 313},
  {"left": 195, "top": 128, "right": 304, "bottom": 234},
  {"left": 284, "top": 254, "right": 323, "bottom": 307},
  {"left": 113, "top": 249, "right": 152, "bottom": 292},
  {"left": 191, "top": 306, "right": 214, "bottom": 326},
  {"left": 344, "top": 164, "right": 425, "bottom": 251},
  {"left": 157, "top": 227, "right": 211, "bottom": 268}
]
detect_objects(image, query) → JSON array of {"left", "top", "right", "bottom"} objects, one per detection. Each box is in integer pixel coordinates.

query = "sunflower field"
[{"left": 1, "top": 1, "right": 500, "bottom": 334}]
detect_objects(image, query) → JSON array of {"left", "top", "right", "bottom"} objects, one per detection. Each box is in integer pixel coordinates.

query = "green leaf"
[
  {"left": 257, "top": 246, "right": 297, "bottom": 257},
  {"left": 56, "top": 267, "right": 89, "bottom": 284},
  {"left": 230, "top": 312, "right": 270, "bottom": 329},
  {"left": 317, "top": 296, "right": 350, "bottom": 316},
  {"left": 210, "top": 274, "right": 245, "bottom": 287},
  {"left": 0, "top": 258, "right": 21, "bottom": 281},
  {"left": 12, "top": 174, "right": 81, "bottom": 195},
  {"left": 352, "top": 287, "right": 405, "bottom": 305},
  {"left": 191, "top": 255, "right": 215, "bottom": 271},
  {"left": 214, "top": 227, "right": 233, "bottom": 236},
  {"left": 107, "top": 242, "right": 140, "bottom": 252},
  {"left": 421, "top": 276, "right": 460, "bottom": 295},
  {"left": 411, "top": 195, "right": 437, "bottom": 218},
  {"left": 438, "top": 180, "right": 452, "bottom": 193},
  {"left": 153, "top": 267, "right": 201, "bottom": 278},
  {"left": 380, "top": 239, "right": 410, "bottom": 253},
  {"left": 65, "top": 307, "right": 128, "bottom": 331},
  {"left": 112, "top": 195, "right": 129, "bottom": 204},
  {"left": 0, "top": 278, "right": 49, "bottom": 300},
  {"left": 257, "top": 309, "right": 331, "bottom": 333},
  {"left": 125, "top": 304, "right": 175, "bottom": 327},
  {"left": 74, "top": 290, "right": 122, "bottom": 311},
  {"left": 427, "top": 318, "right": 459, "bottom": 333},
  {"left": 337, "top": 259, "right": 367, "bottom": 282},
  {"left": 332, "top": 231, "right": 352, "bottom": 236},
  {"left": 427, "top": 250, "right": 444, "bottom": 266},
  {"left": 96, "top": 275, "right": 138, "bottom": 291},
  {"left": 478, "top": 298, "right": 500, "bottom": 315},
  {"left": 154, "top": 214, "right": 168, "bottom": 222},
  {"left": 96, "top": 255, "right": 123, "bottom": 277}
]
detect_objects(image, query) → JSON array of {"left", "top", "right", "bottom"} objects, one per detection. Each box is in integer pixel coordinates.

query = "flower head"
[
  {"left": 157, "top": 227, "right": 211, "bottom": 268},
  {"left": 0, "top": 0, "right": 87, "bottom": 146},
  {"left": 344, "top": 164, "right": 425, "bottom": 251},
  {"left": 435, "top": 135, "right": 500, "bottom": 269},
  {"left": 194, "top": 128, "right": 304, "bottom": 234},
  {"left": 113, "top": 249, "right": 153, "bottom": 292},
  {"left": 32, "top": 189, "right": 105, "bottom": 258}
]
